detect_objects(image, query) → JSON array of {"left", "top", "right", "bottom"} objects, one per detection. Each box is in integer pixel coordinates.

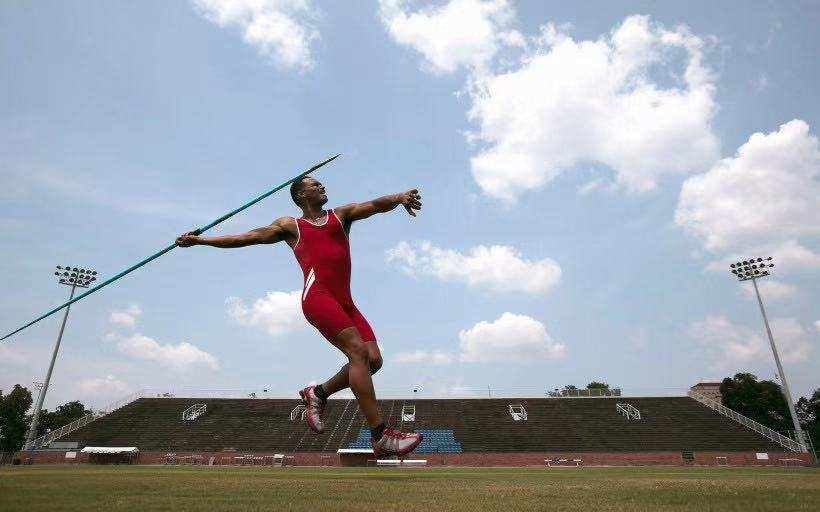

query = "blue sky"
[{"left": 1, "top": 1, "right": 818, "bottom": 408}]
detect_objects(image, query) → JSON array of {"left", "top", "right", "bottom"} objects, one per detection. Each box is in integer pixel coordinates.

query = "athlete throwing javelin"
[{"left": 176, "top": 177, "right": 423, "bottom": 457}]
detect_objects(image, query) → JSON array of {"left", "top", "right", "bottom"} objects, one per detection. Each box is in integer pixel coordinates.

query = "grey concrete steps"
[{"left": 62, "top": 396, "right": 784, "bottom": 453}]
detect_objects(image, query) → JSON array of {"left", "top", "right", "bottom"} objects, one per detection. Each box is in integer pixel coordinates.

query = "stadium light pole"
[
  {"left": 728, "top": 257, "right": 806, "bottom": 452},
  {"left": 24, "top": 265, "right": 97, "bottom": 450}
]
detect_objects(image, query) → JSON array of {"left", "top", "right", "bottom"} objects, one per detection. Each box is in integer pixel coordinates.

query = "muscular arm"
[
  {"left": 336, "top": 189, "right": 422, "bottom": 224},
  {"left": 176, "top": 217, "right": 296, "bottom": 248}
]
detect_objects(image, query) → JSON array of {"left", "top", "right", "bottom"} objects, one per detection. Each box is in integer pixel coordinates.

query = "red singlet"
[{"left": 292, "top": 209, "right": 376, "bottom": 343}]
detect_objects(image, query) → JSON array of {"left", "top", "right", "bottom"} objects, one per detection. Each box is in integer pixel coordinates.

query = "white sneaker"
[
  {"left": 298, "top": 386, "right": 325, "bottom": 433},
  {"left": 371, "top": 427, "right": 423, "bottom": 457}
]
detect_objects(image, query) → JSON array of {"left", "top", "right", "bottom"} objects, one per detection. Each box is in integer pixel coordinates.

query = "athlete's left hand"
[{"left": 400, "top": 189, "right": 422, "bottom": 217}]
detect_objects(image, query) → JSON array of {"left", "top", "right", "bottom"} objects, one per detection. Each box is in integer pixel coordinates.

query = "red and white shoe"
[
  {"left": 298, "top": 386, "right": 325, "bottom": 433},
  {"left": 371, "top": 427, "right": 423, "bottom": 457}
]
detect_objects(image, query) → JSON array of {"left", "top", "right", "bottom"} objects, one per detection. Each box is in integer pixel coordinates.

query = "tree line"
[
  {"left": 0, "top": 384, "right": 91, "bottom": 453},
  {"left": 720, "top": 373, "right": 819, "bottom": 451}
]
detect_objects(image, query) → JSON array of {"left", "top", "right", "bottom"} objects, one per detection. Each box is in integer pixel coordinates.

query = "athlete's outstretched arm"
[
  {"left": 337, "top": 189, "right": 422, "bottom": 224},
  {"left": 176, "top": 216, "right": 295, "bottom": 248}
]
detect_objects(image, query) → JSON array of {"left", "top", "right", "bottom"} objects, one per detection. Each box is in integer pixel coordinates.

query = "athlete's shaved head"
[{"left": 291, "top": 176, "right": 327, "bottom": 208}]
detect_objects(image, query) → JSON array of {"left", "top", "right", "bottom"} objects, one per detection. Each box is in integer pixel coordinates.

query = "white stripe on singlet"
[{"left": 303, "top": 268, "right": 316, "bottom": 301}]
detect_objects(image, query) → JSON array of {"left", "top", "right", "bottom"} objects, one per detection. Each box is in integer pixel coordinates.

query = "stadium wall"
[{"left": 20, "top": 450, "right": 813, "bottom": 467}]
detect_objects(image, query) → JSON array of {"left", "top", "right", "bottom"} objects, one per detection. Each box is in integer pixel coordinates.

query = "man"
[{"left": 176, "top": 176, "right": 423, "bottom": 457}]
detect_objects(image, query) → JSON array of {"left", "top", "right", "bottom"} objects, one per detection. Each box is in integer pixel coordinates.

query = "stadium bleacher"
[{"left": 56, "top": 396, "right": 788, "bottom": 458}]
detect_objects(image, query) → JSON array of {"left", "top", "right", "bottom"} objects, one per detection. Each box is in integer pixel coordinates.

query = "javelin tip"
[{"left": 319, "top": 153, "right": 342, "bottom": 166}]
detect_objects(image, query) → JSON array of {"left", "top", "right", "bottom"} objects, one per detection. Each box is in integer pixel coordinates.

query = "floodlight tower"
[
  {"left": 729, "top": 257, "right": 806, "bottom": 452},
  {"left": 25, "top": 265, "right": 97, "bottom": 450}
]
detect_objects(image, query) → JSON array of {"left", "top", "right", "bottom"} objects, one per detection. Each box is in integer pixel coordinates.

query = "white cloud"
[
  {"left": 393, "top": 349, "right": 454, "bottom": 365},
  {"left": 677, "top": 120, "right": 820, "bottom": 269},
  {"left": 409, "top": 376, "right": 483, "bottom": 397},
  {"left": 108, "top": 332, "right": 220, "bottom": 371},
  {"left": 386, "top": 241, "right": 561, "bottom": 295},
  {"left": 104, "top": 304, "right": 218, "bottom": 371},
  {"left": 467, "top": 15, "right": 719, "bottom": 200},
  {"left": 378, "top": 0, "right": 520, "bottom": 74},
  {"left": 382, "top": 11, "right": 720, "bottom": 200},
  {"left": 0, "top": 340, "right": 140, "bottom": 408},
  {"left": 689, "top": 316, "right": 765, "bottom": 363},
  {"left": 76, "top": 375, "right": 130, "bottom": 398},
  {"left": 459, "top": 312, "right": 566, "bottom": 362},
  {"left": 433, "top": 378, "right": 479, "bottom": 397},
  {"left": 193, "top": 0, "right": 319, "bottom": 71},
  {"left": 740, "top": 280, "right": 797, "bottom": 301},
  {"left": 814, "top": 320, "right": 820, "bottom": 333},
  {"left": 705, "top": 241, "right": 820, "bottom": 273},
  {"left": 773, "top": 318, "right": 814, "bottom": 364},
  {"left": 689, "top": 315, "right": 813, "bottom": 366},
  {"left": 109, "top": 304, "right": 142, "bottom": 329},
  {"left": 226, "top": 290, "right": 304, "bottom": 336}
]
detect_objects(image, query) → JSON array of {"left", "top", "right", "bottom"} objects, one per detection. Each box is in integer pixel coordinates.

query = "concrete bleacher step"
[{"left": 61, "top": 396, "right": 785, "bottom": 453}]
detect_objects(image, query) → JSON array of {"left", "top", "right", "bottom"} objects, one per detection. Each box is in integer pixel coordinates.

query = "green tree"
[
  {"left": 720, "top": 373, "right": 791, "bottom": 433},
  {"left": 36, "top": 401, "right": 91, "bottom": 438},
  {"left": 0, "top": 385, "right": 33, "bottom": 452},
  {"left": 796, "top": 388, "right": 819, "bottom": 452},
  {"left": 586, "top": 381, "right": 610, "bottom": 390}
]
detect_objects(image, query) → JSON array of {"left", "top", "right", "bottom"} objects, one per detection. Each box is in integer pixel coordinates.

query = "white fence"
[{"left": 687, "top": 390, "right": 806, "bottom": 453}]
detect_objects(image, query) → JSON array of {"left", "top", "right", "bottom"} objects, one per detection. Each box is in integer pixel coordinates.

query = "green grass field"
[{"left": 1, "top": 466, "right": 819, "bottom": 512}]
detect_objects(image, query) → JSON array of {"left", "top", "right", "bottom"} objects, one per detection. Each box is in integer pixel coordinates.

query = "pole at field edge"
[
  {"left": 25, "top": 284, "right": 77, "bottom": 450},
  {"left": 751, "top": 277, "right": 806, "bottom": 452}
]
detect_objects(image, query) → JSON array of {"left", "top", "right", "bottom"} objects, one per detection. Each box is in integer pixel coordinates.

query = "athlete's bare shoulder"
[
  {"left": 274, "top": 215, "right": 297, "bottom": 229},
  {"left": 333, "top": 203, "right": 356, "bottom": 223},
  {"left": 272, "top": 216, "right": 299, "bottom": 239}
]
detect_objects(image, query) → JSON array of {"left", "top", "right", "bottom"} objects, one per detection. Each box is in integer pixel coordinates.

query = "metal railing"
[
  {"left": 401, "top": 404, "right": 416, "bottom": 422},
  {"left": 508, "top": 404, "right": 528, "bottom": 421},
  {"left": 616, "top": 403, "right": 641, "bottom": 420},
  {"left": 24, "top": 389, "right": 148, "bottom": 450},
  {"left": 290, "top": 405, "right": 306, "bottom": 421},
  {"left": 687, "top": 390, "right": 806, "bottom": 453},
  {"left": 788, "top": 429, "right": 817, "bottom": 462},
  {"left": 181, "top": 403, "right": 207, "bottom": 421}
]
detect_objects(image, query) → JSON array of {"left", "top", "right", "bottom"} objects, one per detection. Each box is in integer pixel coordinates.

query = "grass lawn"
[{"left": 1, "top": 466, "right": 819, "bottom": 512}]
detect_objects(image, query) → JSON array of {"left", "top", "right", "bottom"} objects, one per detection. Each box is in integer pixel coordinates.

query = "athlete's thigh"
[
  {"left": 346, "top": 306, "right": 377, "bottom": 343},
  {"left": 301, "top": 291, "right": 355, "bottom": 344}
]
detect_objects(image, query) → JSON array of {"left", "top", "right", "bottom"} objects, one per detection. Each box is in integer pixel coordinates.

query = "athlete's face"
[{"left": 301, "top": 177, "right": 328, "bottom": 206}]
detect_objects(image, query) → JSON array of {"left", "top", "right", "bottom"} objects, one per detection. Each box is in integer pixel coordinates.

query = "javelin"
[{"left": 1, "top": 153, "right": 341, "bottom": 342}]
